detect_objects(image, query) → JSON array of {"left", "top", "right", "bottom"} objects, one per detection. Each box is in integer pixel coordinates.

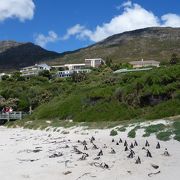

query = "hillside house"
[
  {"left": 52, "top": 63, "right": 86, "bottom": 71},
  {"left": 56, "top": 69, "right": 91, "bottom": 78},
  {"left": 20, "top": 64, "right": 51, "bottom": 76},
  {"left": 64, "top": 63, "right": 86, "bottom": 70},
  {"left": 85, "top": 58, "right": 105, "bottom": 68},
  {"left": 129, "top": 59, "right": 160, "bottom": 68}
]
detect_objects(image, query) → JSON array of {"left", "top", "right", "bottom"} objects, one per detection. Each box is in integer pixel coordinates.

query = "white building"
[
  {"left": 85, "top": 58, "right": 105, "bottom": 68},
  {"left": 56, "top": 69, "right": 91, "bottom": 78},
  {"left": 129, "top": 59, "right": 160, "bottom": 68},
  {"left": 51, "top": 63, "right": 86, "bottom": 71},
  {"left": 20, "top": 64, "right": 51, "bottom": 77},
  {"left": 64, "top": 63, "right": 86, "bottom": 70}
]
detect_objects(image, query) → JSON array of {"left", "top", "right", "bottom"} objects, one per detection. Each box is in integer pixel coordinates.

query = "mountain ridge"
[
  {"left": 0, "top": 27, "right": 180, "bottom": 71},
  {"left": 50, "top": 27, "right": 180, "bottom": 65},
  {"left": 0, "top": 42, "right": 60, "bottom": 71}
]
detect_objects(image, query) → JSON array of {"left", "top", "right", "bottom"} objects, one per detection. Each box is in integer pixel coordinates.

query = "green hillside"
[{"left": 1, "top": 64, "right": 179, "bottom": 128}]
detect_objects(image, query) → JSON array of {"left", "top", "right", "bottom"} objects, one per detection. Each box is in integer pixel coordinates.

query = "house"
[
  {"left": 129, "top": 59, "right": 160, "bottom": 68},
  {"left": 56, "top": 69, "right": 91, "bottom": 78},
  {"left": 85, "top": 58, "right": 105, "bottom": 68},
  {"left": 20, "top": 64, "right": 51, "bottom": 76},
  {"left": 64, "top": 63, "right": 86, "bottom": 70},
  {"left": 37, "top": 64, "right": 51, "bottom": 71},
  {"left": 52, "top": 63, "right": 86, "bottom": 71}
]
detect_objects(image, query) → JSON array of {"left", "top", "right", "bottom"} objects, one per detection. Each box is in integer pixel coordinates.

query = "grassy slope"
[
  {"left": 28, "top": 65, "right": 180, "bottom": 123},
  {"left": 1, "top": 65, "right": 179, "bottom": 130}
]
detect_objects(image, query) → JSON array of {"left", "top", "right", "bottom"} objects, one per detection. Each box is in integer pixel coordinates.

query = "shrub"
[
  {"left": 110, "top": 129, "right": 118, "bottom": 136},
  {"left": 156, "top": 131, "right": 172, "bottom": 141},
  {"left": 128, "top": 126, "right": 140, "bottom": 138},
  {"left": 143, "top": 124, "right": 166, "bottom": 137},
  {"left": 117, "top": 126, "right": 126, "bottom": 132}
]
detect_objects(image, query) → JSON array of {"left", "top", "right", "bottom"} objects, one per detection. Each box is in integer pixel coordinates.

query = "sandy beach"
[{"left": 0, "top": 120, "right": 180, "bottom": 180}]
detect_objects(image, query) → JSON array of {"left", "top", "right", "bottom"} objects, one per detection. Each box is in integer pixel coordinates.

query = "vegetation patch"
[
  {"left": 173, "top": 121, "right": 180, "bottom": 141},
  {"left": 156, "top": 131, "right": 172, "bottom": 141},
  {"left": 1, "top": 65, "right": 180, "bottom": 126},
  {"left": 110, "top": 129, "right": 118, "bottom": 136},
  {"left": 116, "top": 126, "right": 127, "bottom": 132},
  {"left": 143, "top": 124, "right": 166, "bottom": 137},
  {"left": 128, "top": 126, "right": 141, "bottom": 138}
]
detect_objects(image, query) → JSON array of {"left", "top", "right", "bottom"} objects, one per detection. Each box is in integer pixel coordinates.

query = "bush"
[
  {"left": 143, "top": 124, "right": 166, "bottom": 137},
  {"left": 156, "top": 131, "right": 172, "bottom": 141},
  {"left": 128, "top": 126, "right": 140, "bottom": 138},
  {"left": 110, "top": 129, "right": 118, "bottom": 136},
  {"left": 173, "top": 121, "right": 180, "bottom": 142},
  {"left": 116, "top": 126, "right": 126, "bottom": 132}
]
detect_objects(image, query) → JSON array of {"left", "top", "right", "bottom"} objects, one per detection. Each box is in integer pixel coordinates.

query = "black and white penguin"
[{"left": 156, "top": 142, "right": 160, "bottom": 149}]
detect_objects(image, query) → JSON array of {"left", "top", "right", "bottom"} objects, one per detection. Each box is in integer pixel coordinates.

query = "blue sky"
[{"left": 0, "top": 0, "right": 180, "bottom": 53}]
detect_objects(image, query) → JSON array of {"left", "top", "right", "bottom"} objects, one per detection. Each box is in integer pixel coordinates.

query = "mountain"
[
  {"left": 0, "top": 41, "right": 59, "bottom": 71},
  {"left": 0, "top": 41, "right": 23, "bottom": 53},
  {"left": 1, "top": 27, "right": 180, "bottom": 71},
  {"left": 50, "top": 27, "right": 180, "bottom": 65}
]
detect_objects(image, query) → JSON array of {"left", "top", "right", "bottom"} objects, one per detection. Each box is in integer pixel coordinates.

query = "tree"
[
  {"left": 1, "top": 75, "right": 9, "bottom": 81},
  {"left": 12, "top": 71, "right": 21, "bottom": 80},
  {"left": 0, "top": 97, "right": 19, "bottom": 109},
  {"left": 39, "top": 70, "right": 51, "bottom": 79},
  {"left": 71, "top": 72, "right": 87, "bottom": 83},
  {"left": 170, "top": 53, "right": 178, "bottom": 65},
  {"left": 105, "top": 57, "right": 112, "bottom": 67}
]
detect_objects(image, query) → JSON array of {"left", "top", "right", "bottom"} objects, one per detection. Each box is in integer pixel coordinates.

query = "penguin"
[
  {"left": 119, "top": 138, "right": 123, "bottom": 143},
  {"left": 131, "top": 149, "right": 135, "bottom": 155},
  {"left": 74, "top": 147, "right": 82, "bottom": 154},
  {"left": 112, "top": 139, "right": 115, "bottom": 143},
  {"left": 125, "top": 146, "right": 129, "bottom": 151},
  {"left": 110, "top": 148, "right": 116, "bottom": 154},
  {"left": 97, "top": 149, "right": 103, "bottom": 156},
  {"left": 100, "top": 163, "right": 109, "bottom": 169},
  {"left": 134, "top": 140, "right": 138, "bottom": 146},
  {"left": 92, "top": 143, "right": 98, "bottom": 150},
  {"left": 124, "top": 140, "right": 128, "bottom": 146},
  {"left": 84, "top": 153, "right": 89, "bottom": 157},
  {"left": 84, "top": 145, "right": 88, "bottom": 150},
  {"left": 90, "top": 136, "right": 95, "bottom": 143},
  {"left": 94, "top": 156, "right": 100, "bottom": 160},
  {"left": 127, "top": 151, "right": 134, "bottom": 158},
  {"left": 135, "top": 156, "right": 141, "bottom": 164},
  {"left": 91, "top": 136, "right": 95, "bottom": 141},
  {"left": 156, "top": 142, "right": 160, "bottom": 149},
  {"left": 103, "top": 163, "right": 109, "bottom": 169},
  {"left": 147, "top": 149, "right": 152, "bottom": 158},
  {"left": 145, "top": 140, "right": 150, "bottom": 147},
  {"left": 116, "top": 142, "right": 119, "bottom": 145},
  {"left": 130, "top": 143, "right": 134, "bottom": 149},
  {"left": 164, "top": 148, "right": 170, "bottom": 156},
  {"left": 80, "top": 154, "right": 87, "bottom": 160},
  {"left": 82, "top": 140, "right": 87, "bottom": 146}
]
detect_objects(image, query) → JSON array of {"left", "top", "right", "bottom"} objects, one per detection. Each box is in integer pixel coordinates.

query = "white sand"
[{"left": 0, "top": 120, "right": 180, "bottom": 180}]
